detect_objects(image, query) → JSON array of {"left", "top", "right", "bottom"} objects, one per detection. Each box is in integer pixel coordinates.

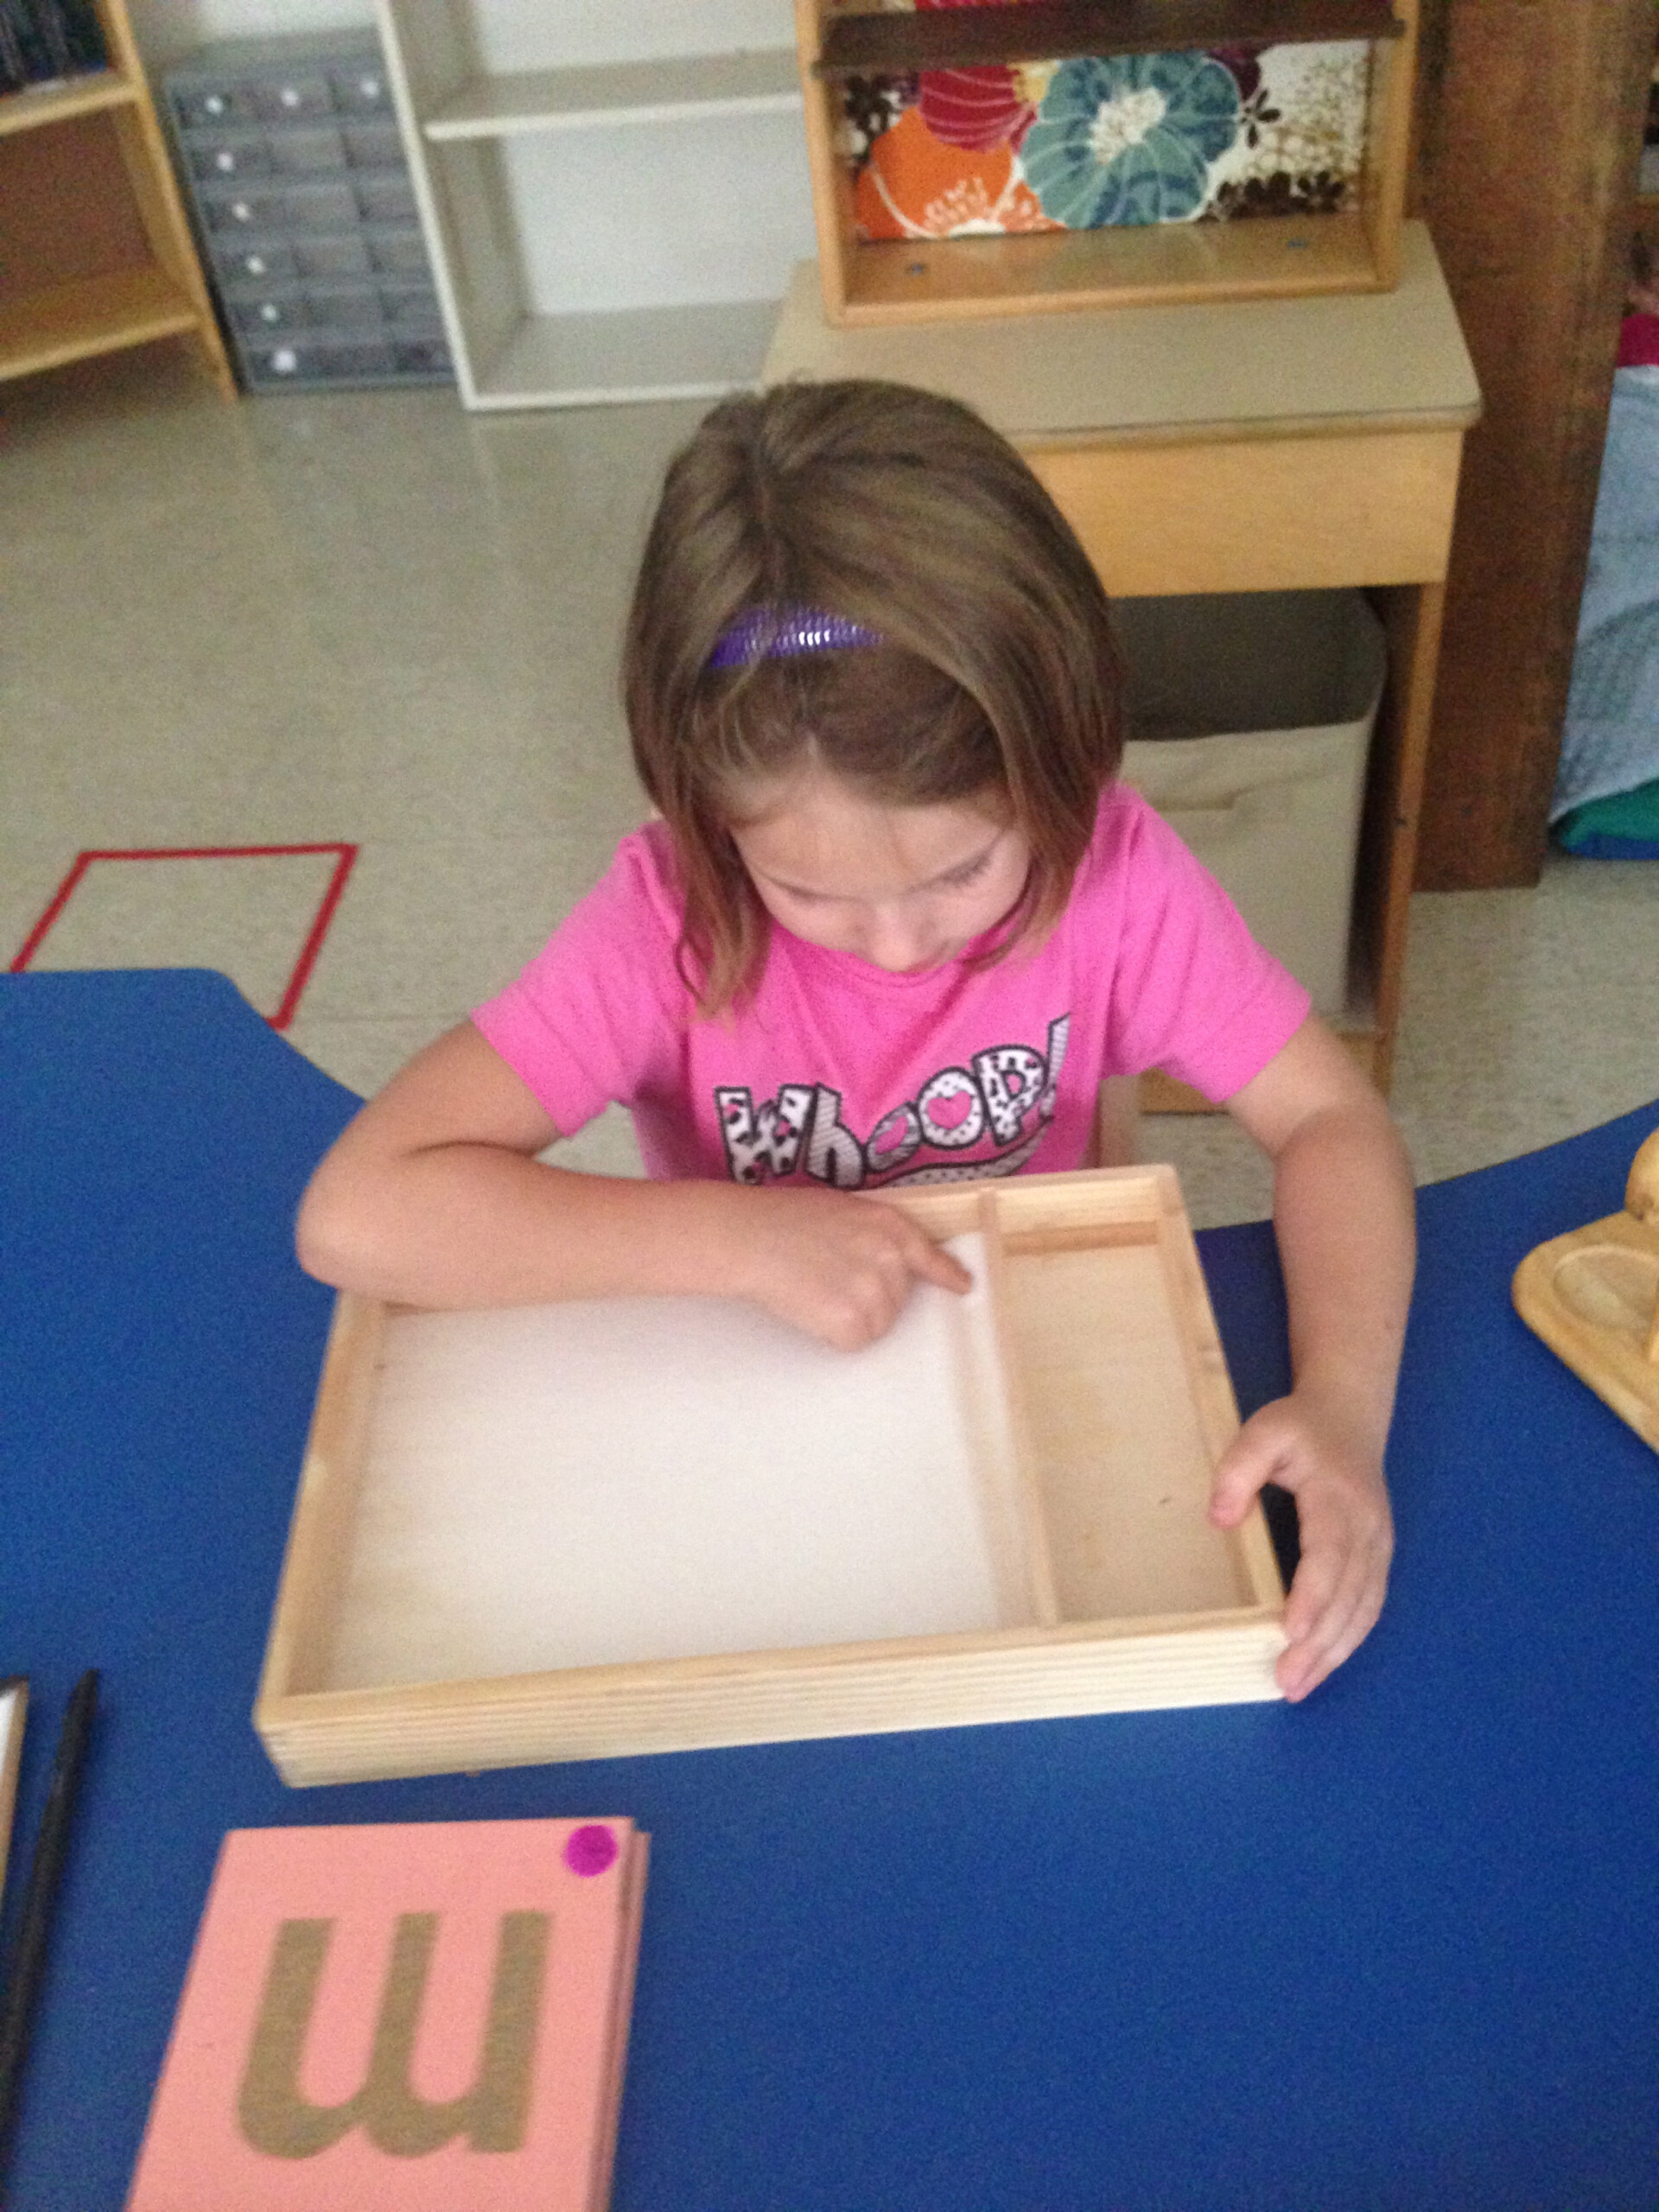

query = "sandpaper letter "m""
[{"left": 238, "top": 1910, "right": 548, "bottom": 2158}]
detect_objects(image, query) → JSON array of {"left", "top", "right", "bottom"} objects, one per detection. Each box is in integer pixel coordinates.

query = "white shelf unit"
[{"left": 375, "top": 2, "right": 812, "bottom": 409}]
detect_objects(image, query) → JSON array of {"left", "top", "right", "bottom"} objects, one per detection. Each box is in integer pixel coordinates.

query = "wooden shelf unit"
[
  {"left": 796, "top": 0, "right": 1418, "bottom": 326},
  {"left": 0, "top": 65, "right": 130, "bottom": 136},
  {"left": 0, "top": 0, "right": 232, "bottom": 393},
  {"left": 375, "top": 2, "right": 808, "bottom": 410}
]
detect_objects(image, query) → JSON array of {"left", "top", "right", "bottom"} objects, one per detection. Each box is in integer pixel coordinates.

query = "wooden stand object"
[
  {"left": 0, "top": 0, "right": 233, "bottom": 395},
  {"left": 764, "top": 218, "right": 1479, "bottom": 1104},
  {"left": 256, "top": 1168, "right": 1287, "bottom": 1786},
  {"left": 1513, "top": 1128, "right": 1659, "bottom": 1454},
  {"left": 795, "top": 0, "right": 1417, "bottom": 325}
]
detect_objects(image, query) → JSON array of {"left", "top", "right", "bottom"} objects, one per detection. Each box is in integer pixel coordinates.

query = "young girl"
[{"left": 298, "top": 378, "right": 1413, "bottom": 1704}]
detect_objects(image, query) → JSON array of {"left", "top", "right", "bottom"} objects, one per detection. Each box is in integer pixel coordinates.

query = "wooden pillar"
[{"left": 1411, "top": 0, "right": 1654, "bottom": 888}]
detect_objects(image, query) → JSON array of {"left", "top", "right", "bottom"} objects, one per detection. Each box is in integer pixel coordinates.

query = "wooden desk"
[{"left": 763, "top": 221, "right": 1480, "bottom": 1104}]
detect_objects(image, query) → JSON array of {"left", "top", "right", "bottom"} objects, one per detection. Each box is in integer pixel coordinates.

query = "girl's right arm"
[{"left": 295, "top": 1021, "right": 967, "bottom": 1347}]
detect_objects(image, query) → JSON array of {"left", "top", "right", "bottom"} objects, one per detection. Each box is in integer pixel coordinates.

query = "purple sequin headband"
[{"left": 708, "top": 604, "right": 884, "bottom": 671}]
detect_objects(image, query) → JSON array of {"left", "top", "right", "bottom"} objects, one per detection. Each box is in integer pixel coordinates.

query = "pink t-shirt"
[{"left": 474, "top": 783, "right": 1309, "bottom": 1191}]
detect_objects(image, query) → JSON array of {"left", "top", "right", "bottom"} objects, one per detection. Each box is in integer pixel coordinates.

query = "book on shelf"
[
  {"left": 36, "top": 0, "right": 106, "bottom": 74},
  {"left": 125, "top": 1816, "right": 650, "bottom": 2212},
  {"left": 0, "top": 1, "right": 54, "bottom": 92},
  {"left": 0, "top": 0, "right": 107, "bottom": 95}
]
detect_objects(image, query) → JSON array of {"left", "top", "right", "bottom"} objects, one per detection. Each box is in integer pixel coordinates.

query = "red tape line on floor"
[{"left": 10, "top": 844, "right": 359, "bottom": 1033}]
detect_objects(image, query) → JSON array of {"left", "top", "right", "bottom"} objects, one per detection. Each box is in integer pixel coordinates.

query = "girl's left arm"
[{"left": 1216, "top": 1015, "right": 1416, "bottom": 1701}]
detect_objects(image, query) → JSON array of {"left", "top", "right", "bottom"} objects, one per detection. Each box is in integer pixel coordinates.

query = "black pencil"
[
  {"left": 0, "top": 1669, "right": 97, "bottom": 2166},
  {"left": 0, "top": 1680, "right": 27, "bottom": 1909}
]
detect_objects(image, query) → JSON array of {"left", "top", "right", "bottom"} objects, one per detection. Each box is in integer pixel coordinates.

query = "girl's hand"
[
  {"left": 1208, "top": 1389, "right": 1394, "bottom": 1703},
  {"left": 720, "top": 1186, "right": 973, "bottom": 1351}
]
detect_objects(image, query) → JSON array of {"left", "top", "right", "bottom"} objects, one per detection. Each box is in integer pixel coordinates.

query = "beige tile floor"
[{"left": 5, "top": 342, "right": 1657, "bottom": 1224}]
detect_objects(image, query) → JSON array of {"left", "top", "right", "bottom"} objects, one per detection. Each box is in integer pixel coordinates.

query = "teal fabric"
[
  {"left": 1553, "top": 773, "right": 1659, "bottom": 859},
  {"left": 1021, "top": 54, "right": 1239, "bottom": 227},
  {"left": 1553, "top": 370, "right": 1659, "bottom": 817}
]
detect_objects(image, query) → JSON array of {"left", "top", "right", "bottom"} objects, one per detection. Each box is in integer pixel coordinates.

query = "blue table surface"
[{"left": 3, "top": 969, "right": 1658, "bottom": 2212}]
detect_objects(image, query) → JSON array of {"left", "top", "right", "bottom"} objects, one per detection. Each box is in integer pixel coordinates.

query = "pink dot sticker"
[{"left": 563, "top": 1823, "right": 619, "bottom": 1878}]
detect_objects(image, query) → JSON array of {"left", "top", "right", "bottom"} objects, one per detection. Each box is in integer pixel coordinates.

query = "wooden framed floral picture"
[{"left": 796, "top": 0, "right": 1417, "bottom": 321}]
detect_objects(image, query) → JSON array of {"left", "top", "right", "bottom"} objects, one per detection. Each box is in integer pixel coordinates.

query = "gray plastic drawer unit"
[
  {"left": 219, "top": 238, "right": 297, "bottom": 283},
  {"left": 270, "top": 124, "right": 351, "bottom": 174},
  {"left": 187, "top": 130, "right": 272, "bottom": 181},
  {"left": 288, "top": 233, "right": 372, "bottom": 280},
  {"left": 163, "top": 29, "right": 452, "bottom": 393}
]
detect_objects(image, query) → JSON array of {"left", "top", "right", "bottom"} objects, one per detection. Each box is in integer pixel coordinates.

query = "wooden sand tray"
[
  {"left": 1513, "top": 1128, "right": 1659, "bottom": 1453},
  {"left": 256, "top": 1168, "right": 1287, "bottom": 1786}
]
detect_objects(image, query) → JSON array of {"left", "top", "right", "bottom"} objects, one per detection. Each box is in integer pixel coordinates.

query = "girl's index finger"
[{"left": 908, "top": 1230, "right": 974, "bottom": 1295}]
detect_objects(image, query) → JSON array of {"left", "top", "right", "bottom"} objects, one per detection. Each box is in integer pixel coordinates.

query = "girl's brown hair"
[{"left": 622, "top": 378, "right": 1123, "bottom": 1013}]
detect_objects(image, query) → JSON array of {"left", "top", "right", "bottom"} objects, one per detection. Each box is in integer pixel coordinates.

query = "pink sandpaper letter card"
[{"left": 125, "top": 1816, "right": 648, "bottom": 2212}]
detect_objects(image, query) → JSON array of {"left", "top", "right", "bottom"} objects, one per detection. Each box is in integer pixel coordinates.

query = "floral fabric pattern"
[
  {"left": 918, "top": 61, "right": 1036, "bottom": 151},
  {"left": 854, "top": 105, "right": 1057, "bottom": 238},
  {"left": 1021, "top": 54, "right": 1239, "bottom": 227},
  {"left": 912, "top": 0, "right": 1034, "bottom": 147},
  {"left": 843, "top": 27, "right": 1371, "bottom": 242}
]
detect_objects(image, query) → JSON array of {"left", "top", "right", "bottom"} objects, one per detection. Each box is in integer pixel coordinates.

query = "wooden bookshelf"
[
  {"left": 0, "top": 0, "right": 233, "bottom": 394},
  {"left": 0, "top": 63, "right": 130, "bottom": 134}
]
